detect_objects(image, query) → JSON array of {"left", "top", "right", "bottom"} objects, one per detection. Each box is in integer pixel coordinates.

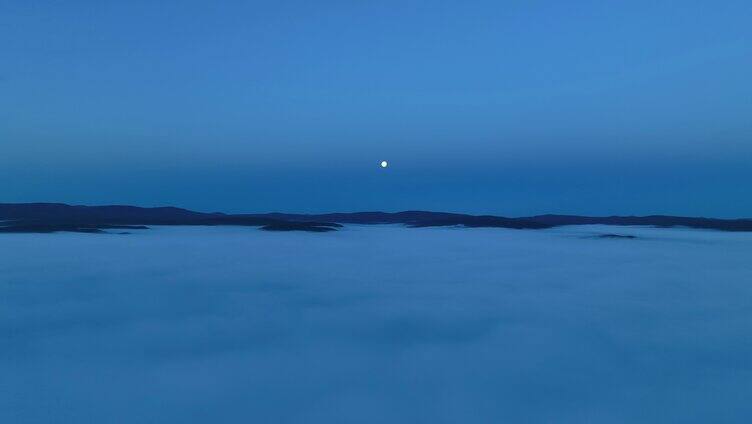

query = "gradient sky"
[{"left": 2, "top": 0, "right": 751, "bottom": 216}]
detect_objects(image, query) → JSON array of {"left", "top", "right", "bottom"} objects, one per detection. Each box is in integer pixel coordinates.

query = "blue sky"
[{"left": 1, "top": 0, "right": 750, "bottom": 216}]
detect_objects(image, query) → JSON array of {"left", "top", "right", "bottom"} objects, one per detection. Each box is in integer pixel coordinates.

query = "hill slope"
[{"left": 2, "top": 203, "right": 751, "bottom": 234}]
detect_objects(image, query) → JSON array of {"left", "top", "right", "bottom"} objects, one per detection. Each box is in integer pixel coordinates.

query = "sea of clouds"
[{"left": 2, "top": 225, "right": 751, "bottom": 423}]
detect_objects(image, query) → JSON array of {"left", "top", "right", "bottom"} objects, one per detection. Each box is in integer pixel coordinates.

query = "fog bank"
[{"left": 2, "top": 225, "right": 751, "bottom": 423}]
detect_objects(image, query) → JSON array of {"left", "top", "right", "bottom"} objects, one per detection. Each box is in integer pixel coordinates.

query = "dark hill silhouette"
[
  {"left": 258, "top": 211, "right": 551, "bottom": 229},
  {"left": 254, "top": 211, "right": 752, "bottom": 231},
  {"left": 1, "top": 203, "right": 751, "bottom": 233},
  {"left": 527, "top": 214, "right": 752, "bottom": 232},
  {"left": 0, "top": 203, "right": 340, "bottom": 233}
]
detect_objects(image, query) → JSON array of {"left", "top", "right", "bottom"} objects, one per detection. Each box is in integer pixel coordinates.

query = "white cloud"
[{"left": 2, "top": 225, "right": 752, "bottom": 423}]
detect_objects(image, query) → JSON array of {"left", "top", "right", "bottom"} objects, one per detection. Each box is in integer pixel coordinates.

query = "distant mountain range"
[{"left": 1, "top": 203, "right": 751, "bottom": 233}]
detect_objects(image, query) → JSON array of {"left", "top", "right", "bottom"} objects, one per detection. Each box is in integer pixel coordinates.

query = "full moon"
[{"left": 380, "top": 160, "right": 388, "bottom": 168}]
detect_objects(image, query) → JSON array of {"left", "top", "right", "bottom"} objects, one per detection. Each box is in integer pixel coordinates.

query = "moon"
[{"left": 380, "top": 160, "right": 388, "bottom": 168}]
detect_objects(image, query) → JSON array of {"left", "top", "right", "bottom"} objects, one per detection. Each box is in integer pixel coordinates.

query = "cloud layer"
[{"left": 2, "top": 225, "right": 752, "bottom": 423}]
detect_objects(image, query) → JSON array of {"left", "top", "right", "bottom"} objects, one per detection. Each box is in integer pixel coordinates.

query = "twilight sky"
[{"left": 1, "top": 0, "right": 751, "bottom": 216}]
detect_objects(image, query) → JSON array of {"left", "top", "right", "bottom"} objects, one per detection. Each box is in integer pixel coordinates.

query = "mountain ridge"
[{"left": 2, "top": 203, "right": 751, "bottom": 233}]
